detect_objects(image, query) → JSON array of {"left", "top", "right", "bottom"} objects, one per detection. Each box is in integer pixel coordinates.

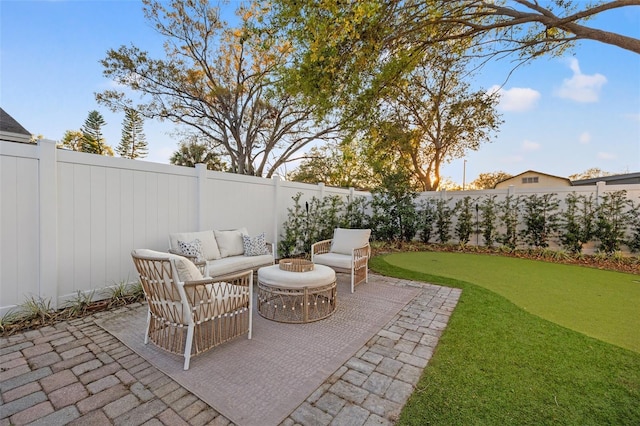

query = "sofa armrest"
[
  {"left": 353, "top": 243, "right": 371, "bottom": 260},
  {"left": 311, "top": 239, "right": 332, "bottom": 261}
]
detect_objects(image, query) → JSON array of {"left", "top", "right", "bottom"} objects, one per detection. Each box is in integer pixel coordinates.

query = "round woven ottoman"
[{"left": 257, "top": 264, "right": 337, "bottom": 323}]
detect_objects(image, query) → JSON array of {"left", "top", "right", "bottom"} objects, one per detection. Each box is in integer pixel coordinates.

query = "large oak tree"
[{"left": 97, "top": 0, "right": 339, "bottom": 177}]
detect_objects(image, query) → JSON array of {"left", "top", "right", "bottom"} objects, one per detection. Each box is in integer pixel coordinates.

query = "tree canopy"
[
  {"left": 97, "top": 0, "right": 340, "bottom": 177},
  {"left": 81, "top": 110, "right": 113, "bottom": 156},
  {"left": 116, "top": 108, "right": 148, "bottom": 159},
  {"left": 272, "top": 0, "right": 639, "bottom": 112}
]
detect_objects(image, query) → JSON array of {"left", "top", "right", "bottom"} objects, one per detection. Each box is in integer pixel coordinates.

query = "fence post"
[
  {"left": 273, "top": 176, "right": 282, "bottom": 258},
  {"left": 195, "top": 163, "right": 207, "bottom": 230},
  {"left": 38, "top": 139, "right": 58, "bottom": 308},
  {"left": 595, "top": 181, "right": 606, "bottom": 205}
]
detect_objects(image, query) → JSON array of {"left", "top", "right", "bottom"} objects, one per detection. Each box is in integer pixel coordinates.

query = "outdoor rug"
[{"left": 96, "top": 275, "right": 420, "bottom": 426}]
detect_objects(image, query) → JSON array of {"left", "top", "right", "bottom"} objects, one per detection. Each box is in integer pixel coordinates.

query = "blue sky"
[{"left": 1, "top": 0, "right": 639, "bottom": 185}]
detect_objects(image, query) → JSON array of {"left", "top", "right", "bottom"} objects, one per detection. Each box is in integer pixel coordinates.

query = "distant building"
[
  {"left": 494, "top": 170, "right": 572, "bottom": 189},
  {"left": 571, "top": 172, "right": 640, "bottom": 186},
  {"left": 0, "top": 108, "right": 32, "bottom": 144}
]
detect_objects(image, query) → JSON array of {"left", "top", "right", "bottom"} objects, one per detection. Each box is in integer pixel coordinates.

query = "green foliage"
[
  {"left": 342, "top": 196, "right": 369, "bottom": 229},
  {"left": 371, "top": 254, "right": 640, "bottom": 425},
  {"left": 498, "top": 195, "right": 521, "bottom": 249},
  {"left": 454, "top": 196, "right": 474, "bottom": 245},
  {"left": 519, "top": 193, "right": 560, "bottom": 249},
  {"left": 98, "top": 0, "right": 338, "bottom": 178},
  {"left": 170, "top": 141, "right": 227, "bottom": 171},
  {"left": 627, "top": 199, "right": 640, "bottom": 253},
  {"left": 279, "top": 192, "right": 370, "bottom": 257},
  {"left": 478, "top": 195, "right": 498, "bottom": 247},
  {"left": 20, "top": 295, "right": 56, "bottom": 323},
  {"left": 58, "top": 130, "right": 85, "bottom": 152},
  {"left": 81, "top": 110, "right": 113, "bottom": 156},
  {"left": 64, "top": 290, "right": 95, "bottom": 317},
  {"left": 558, "top": 193, "right": 596, "bottom": 253},
  {"left": 279, "top": 193, "right": 307, "bottom": 258},
  {"left": 369, "top": 172, "right": 418, "bottom": 242},
  {"left": 417, "top": 199, "right": 436, "bottom": 243},
  {"left": 288, "top": 140, "right": 377, "bottom": 191},
  {"left": 116, "top": 107, "right": 148, "bottom": 159},
  {"left": 434, "top": 198, "right": 454, "bottom": 244},
  {"left": 595, "top": 190, "right": 632, "bottom": 253}
]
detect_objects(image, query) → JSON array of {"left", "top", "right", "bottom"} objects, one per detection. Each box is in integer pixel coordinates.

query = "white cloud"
[
  {"left": 555, "top": 58, "right": 607, "bottom": 102},
  {"left": 597, "top": 151, "right": 616, "bottom": 160},
  {"left": 521, "top": 140, "right": 541, "bottom": 151},
  {"left": 578, "top": 132, "right": 591, "bottom": 144},
  {"left": 488, "top": 85, "right": 540, "bottom": 112}
]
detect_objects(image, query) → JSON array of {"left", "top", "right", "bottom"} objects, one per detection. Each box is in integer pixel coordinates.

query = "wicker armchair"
[
  {"left": 311, "top": 228, "right": 371, "bottom": 293},
  {"left": 131, "top": 249, "right": 253, "bottom": 370}
]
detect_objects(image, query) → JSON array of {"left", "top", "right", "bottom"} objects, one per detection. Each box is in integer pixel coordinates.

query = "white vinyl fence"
[
  {"left": 2, "top": 139, "right": 637, "bottom": 315},
  {"left": 0, "top": 140, "right": 367, "bottom": 315}
]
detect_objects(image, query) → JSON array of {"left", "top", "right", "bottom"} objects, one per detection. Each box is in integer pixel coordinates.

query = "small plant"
[
  {"left": 454, "top": 196, "right": 474, "bottom": 246},
  {"left": 558, "top": 193, "right": 595, "bottom": 254},
  {"left": 478, "top": 195, "right": 498, "bottom": 247},
  {"left": 342, "top": 196, "right": 369, "bottom": 229},
  {"left": 595, "top": 190, "right": 632, "bottom": 253},
  {"left": 417, "top": 199, "right": 436, "bottom": 243},
  {"left": 369, "top": 172, "right": 418, "bottom": 242},
  {"left": 0, "top": 310, "right": 21, "bottom": 334},
  {"left": 626, "top": 199, "right": 640, "bottom": 253},
  {"left": 435, "top": 198, "right": 454, "bottom": 244},
  {"left": 64, "top": 290, "right": 95, "bottom": 317},
  {"left": 498, "top": 195, "right": 521, "bottom": 250},
  {"left": 519, "top": 193, "right": 560, "bottom": 249},
  {"left": 104, "top": 279, "right": 142, "bottom": 307},
  {"left": 20, "top": 295, "right": 56, "bottom": 323},
  {"left": 279, "top": 192, "right": 307, "bottom": 258}
]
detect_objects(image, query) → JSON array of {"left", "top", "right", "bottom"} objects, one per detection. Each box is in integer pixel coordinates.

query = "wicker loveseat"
[
  {"left": 168, "top": 228, "right": 274, "bottom": 279},
  {"left": 131, "top": 249, "right": 253, "bottom": 370}
]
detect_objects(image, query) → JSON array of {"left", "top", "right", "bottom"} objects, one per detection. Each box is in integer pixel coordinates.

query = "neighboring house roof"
[
  {"left": 493, "top": 170, "right": 572, "bottom": 188},
  {"left": 571, "top": 172, "right": 640, "bottom": 186},
  {"left": 0, "top": 108, "right": 32, "bottom": 143}
]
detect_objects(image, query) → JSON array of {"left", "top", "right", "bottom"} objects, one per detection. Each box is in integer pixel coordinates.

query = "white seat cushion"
[
  {"left": 257, "top": 264, "right": 335, "bottom": 288},
  {"left": 170, "top": 231, "right": 221, "bottom": 261},
  {"left": 313, "top": 252, "right": 353, "bottom": 270},
  {"left": 206, "top": 253, "right": 273, "bottom": 277},
  {"left": 330, "top": 228, "right": 371, "bottom": 255}
]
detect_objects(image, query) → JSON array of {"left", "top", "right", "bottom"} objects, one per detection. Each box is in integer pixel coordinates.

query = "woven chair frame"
[
  {"left": 311, "top": 239, "right": 371, "bottom": 293},
  {"left": 131, "top": 252, "right": 252, "bottom": 370},
  {"left": 257, "top": 280, "right": 337, "bottom": 323}
]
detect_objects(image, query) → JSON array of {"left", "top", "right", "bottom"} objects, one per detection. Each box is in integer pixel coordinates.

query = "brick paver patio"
[{"left": 0, "top": 274, "right": 460, "bottom": 425}]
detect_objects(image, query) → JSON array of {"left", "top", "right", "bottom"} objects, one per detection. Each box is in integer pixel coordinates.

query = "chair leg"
[
  {"left": 144, "top": 310, "right": 151, "bottom": 345},
  {"left": 351, "top": 268, "right": 355, "bottom": 293},
  {"left": 183, "top": 324, "right": 194, "bottom": 370},
  {"left": 248, "top": 276, "right": 253, "bottom": 339}
]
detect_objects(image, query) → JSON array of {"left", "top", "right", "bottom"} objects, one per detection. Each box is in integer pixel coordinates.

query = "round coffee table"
[{"left": 257, "top": 264, "right": 337, "bottom": 323}]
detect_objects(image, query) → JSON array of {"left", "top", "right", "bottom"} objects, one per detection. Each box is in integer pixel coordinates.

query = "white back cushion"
[
  {"left": 330, "top": 228, "right": 371, "bottom": 255},
  {"left": 169, "top": 231, "right": 221, "bottom": 260},
  {"left": 214, "top": 227, "right": 248, "bottom": 257}
]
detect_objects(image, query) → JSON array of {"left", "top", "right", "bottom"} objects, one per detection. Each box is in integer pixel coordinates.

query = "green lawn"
[
  {"left": 370, "top": 253, "right": 640, "bottom": 425},
  {"left": 383, "top": 251, "right": 640, "bottom": 353}
]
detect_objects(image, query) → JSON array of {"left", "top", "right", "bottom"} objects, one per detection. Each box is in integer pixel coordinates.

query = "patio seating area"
[{"left": 0, "top": 273, "right": 461, "bottom": 426}]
